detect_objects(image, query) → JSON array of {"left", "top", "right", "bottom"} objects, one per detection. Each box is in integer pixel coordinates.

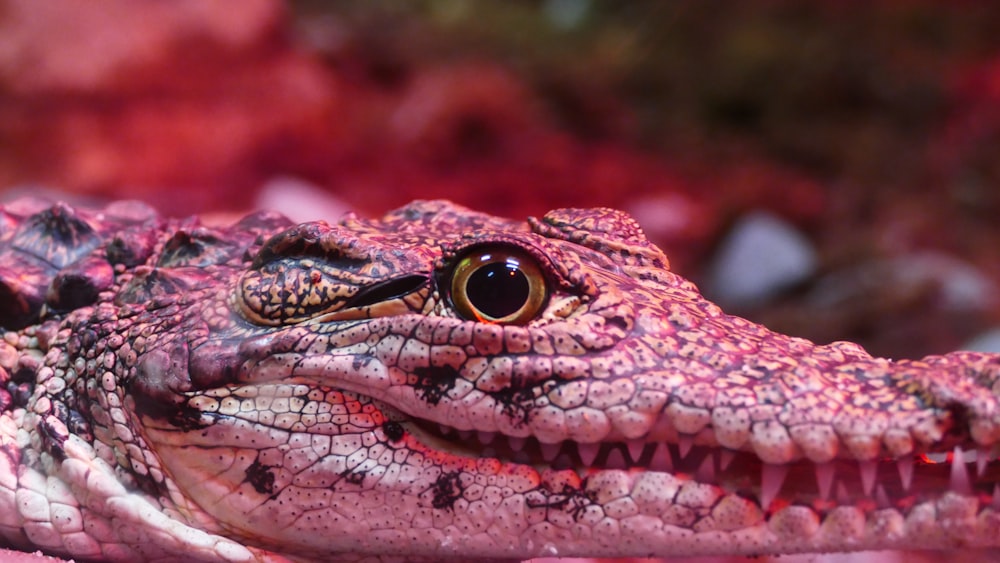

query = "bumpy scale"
[{"left": 0, "top": 197, "right": 998, "bottom": 562}]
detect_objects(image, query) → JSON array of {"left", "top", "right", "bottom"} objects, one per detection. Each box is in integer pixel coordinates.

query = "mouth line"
[
  {"left": 181, "top": 380, "right": 1000, "bottom": 515},
  {"left": 406, "top": 417, "right": 1000, "bottom": 513}
]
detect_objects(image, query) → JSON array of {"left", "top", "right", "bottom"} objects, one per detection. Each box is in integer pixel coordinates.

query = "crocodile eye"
[{"left": 449, "top": 246, "right": 547, "bottom": 324}]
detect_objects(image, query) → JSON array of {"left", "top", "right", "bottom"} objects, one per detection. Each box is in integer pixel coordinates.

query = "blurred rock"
[
  {"left": 705, "top": 211, "right": 818, "bottom": 306},
  {"left": 963, "top": 328, "right": 1000, "bottom": 353},
  {"left": 256, "top": 176, "right": 351, "bottom": 223}
]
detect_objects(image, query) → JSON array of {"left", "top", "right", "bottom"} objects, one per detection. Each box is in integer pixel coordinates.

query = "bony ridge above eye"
[{"left": 448, "top": 245, "right": 548, "bottom": 325}]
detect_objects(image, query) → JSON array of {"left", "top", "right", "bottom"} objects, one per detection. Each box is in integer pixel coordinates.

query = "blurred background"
[{"left": 2, "top": 0, "right": 1000, "bottom": 361}]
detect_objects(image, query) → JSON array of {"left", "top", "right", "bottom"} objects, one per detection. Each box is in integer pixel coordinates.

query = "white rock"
[
  {"left": 705, "top": 211, "right": 818, "bottom": 306},
  {"left": 256, "top": 176, "right": 351, "bottom": 223}
]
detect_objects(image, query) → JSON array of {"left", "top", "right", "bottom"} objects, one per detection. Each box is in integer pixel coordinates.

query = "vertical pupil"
[{"left": 466, "top": 261, "right": 529, "bottom": 319}]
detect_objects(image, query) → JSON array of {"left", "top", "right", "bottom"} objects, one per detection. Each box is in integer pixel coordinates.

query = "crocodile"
[{"left": 0, "top": 196, "right": 998, "bottom": 562}]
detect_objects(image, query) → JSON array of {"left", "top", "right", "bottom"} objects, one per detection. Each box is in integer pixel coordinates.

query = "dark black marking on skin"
[
  {"left": 339, "top": 466, "right": 368, "bottom": 486},
  {"left": 488, "top": 382, "right": 551, "bottom": 427},
  {"left": 412, "top": 365, "right": 460, "bottom": 406},
  {"left": 245, "top": 459, "right": 277, "bottom": 495},
  {"left": 430, "top": 470, "right": 464, "bottom": 510},
  {"left": 382, "top": 421, "right": 404, "bottom": 442},
  {"left": 526, "top": 482, "right": 596, "bottom": 521}
]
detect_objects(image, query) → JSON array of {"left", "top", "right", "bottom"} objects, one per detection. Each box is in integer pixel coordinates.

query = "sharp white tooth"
[
  {"left": 977, "top": 445, "right": 990, "bottom": 478},
  {"left": 650, "top": 443, "right": 673, "bottom": 472},
  {"left": 577, "top": 443, "right": 600, "bottom": 466},
  {"left": 759, "top": 463, "right": 789, "bottom": 511},
  {"left": 477, "top": 431, "right": 496, "bottom": 445},
  {"left": 508, "top": 437, "right": 526, "bottom": 452},
  {"left": 540, "top": 441, "right": 562, "bottom": 462},
  {"left": 677, "top": 435, "right": 694, "bottom": 460},
  {"left": 626, "top": 440, "right": 646, "bottom": 464},
  {"left": 696, "top": 455, "right": 715, "bottom": 482},
  {"left": 605, "top": 447, "right": 627, "bottom": 469},
  {"left": 719, "top": 449, "right": 735, "bottom": 472},
  {"left": 897, "top": 456, "right": 914, "bottom": 491},
  {"left": 859, "top": 459, "right": 877, "bottom": 497},
  {"left": 815, "top": 462, "right": 835, "bottom": 500},
  {"left": 950, "top": 445, "right": 972, "bottom": 495}
]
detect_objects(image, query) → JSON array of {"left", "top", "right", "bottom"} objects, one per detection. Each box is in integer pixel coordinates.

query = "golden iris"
[{"left": 449, "top": 247, "right": 547, "bottom": 324}]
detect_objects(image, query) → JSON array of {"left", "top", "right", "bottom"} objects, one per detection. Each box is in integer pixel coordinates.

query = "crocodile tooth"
[
  {"left": 875, "top": 484, "right": 891, "bottom": 508},
  {"left": 650, "top": 442, "right": 673, "bottom": 471},
  {"left": 677, "top": 434, "right": 694, "bottom": 460},
  {"left": 577, "top": 442, "right": 600, "bottom": 466},
  {"left": 539, "top": 441, "right": 562, "bottom": 462},
  {"left": 977, "top": 445, "right": 990, "bottom": 477},
  {"left": 508, "top": 437, "right": 526, "bottom": 452},
  {"left": 859, "top": 459, "right": 877, "bottom": 497},
  {"left": 605, "top": 446, "right": 627, "bottom": 469},
  {"left": 626, "top": 440, "right": 646, "bottom": 464},
  {"left": 718, "top": 449, "right": 735, "bottom": 471},
  {"left": 950, "top": 445, "right": 972, "bottom": 495},
  {"left": 814, "top": 461, "right": 835, "bottom": 500},
  {"left": 897, "top": 456, "right": 914, "bottom": 491},
  {"left": 477, "top": 431, "right": 496, "bottom": 445},
  {"left": 759, "top": 462, "right": 789, "bottom": 511},
  {"left": 695, "top": 455, "right": 715, "bottom": 482}
]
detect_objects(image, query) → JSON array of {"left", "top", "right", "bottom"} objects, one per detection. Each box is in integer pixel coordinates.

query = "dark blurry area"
[{"left": 2, "top": 0, "right": 1000, "bottom": 360}]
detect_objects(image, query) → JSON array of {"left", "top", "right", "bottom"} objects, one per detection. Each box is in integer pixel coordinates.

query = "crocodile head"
[{"left": 10, "top": 199, "right": 999, "bottom": 560}]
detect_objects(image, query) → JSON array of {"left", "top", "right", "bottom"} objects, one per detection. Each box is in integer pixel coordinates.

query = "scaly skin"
[{"left": 0, "top": 197, "right": 998, "bottom": 562}]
